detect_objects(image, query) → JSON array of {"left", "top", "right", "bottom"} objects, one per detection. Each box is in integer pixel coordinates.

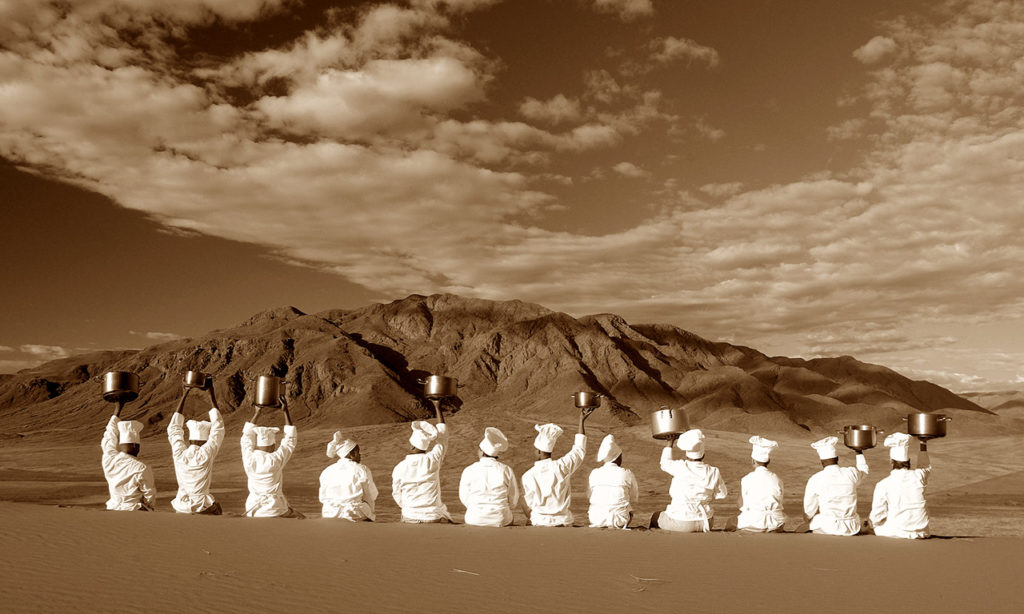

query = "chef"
[
  {"left": 459, "top": 427, "right": 519, "bottom": 526},
  {"left": 101, "top": 403, "right": 156, "bottom": 511},
  {"left": 803, "top": 435, "right": 869, "bottom": 535},
  {"left": 319, "top": 433, "right": 378, "bottom": 521},
  {"left": 167, "top": 380, "right": 225, "bottom": 515},
  {"left": 737, "top": 435, "right": 785, "bottom": 532},
  {"left": 241, "top": 396, "right": 302, "bottom": 518},
  {"left": 392, "top": 401, "right": 451, "bottom": 523},
  {"left": 869, "top": 433, "right": 931, "bottom": 539},
  {"left": 586, "top": 434, "right": 639, "bottom": 529},
  {"left": 521, "top": 406, "right": 594, "bottom": 527},
  {"left": 650, "top": 429, "right": 727, "bottom": 532}
]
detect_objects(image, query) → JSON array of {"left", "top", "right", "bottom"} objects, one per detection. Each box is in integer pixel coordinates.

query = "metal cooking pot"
[
  {"left": 255, "top": 375, "right": 285, "bottom": 407},
  {"left": 839, "top": 424, "right": 883, "bottom": 450},
  {"left": 101, "top": 371, "right": 140, "bottom": 403},
  {"left": 420, "top": 375, "right": 457, "bottom": 399},
  {"left": 651, "top": 407, "right": 688, "bottom": 440},
  {"left": 184, "top": 370, "right": 211, "bottom": 389},
  {"left": 572, "top": 391, "right": 602, "bottom": 409},
  {"left": 904, "top": 412, "right": 950, "bottom": 440}
]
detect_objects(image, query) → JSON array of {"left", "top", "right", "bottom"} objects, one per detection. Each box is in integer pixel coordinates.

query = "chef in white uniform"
[
  {"left": 737, "top": 435, "right": 785, "bottom": 532},
  {"left": 803, "top": 435, "right": 868, "bottom": 535},
  {"left": 392, "top": 402, "right": 451, "bottom": 523},
  {"left": 586, "top": 434, "right": 639, "bottom": 529},
  {"left": 869, "top": 433, "right": 931, "bottom": 539},
  {"left": 241, "top": 398, "right": 301, "bottom": 518},
  {"left": 521, "top": 406, "right": 593, "bottom": 527},
  {"left": 459, "top": 427, "right": 519, "bottom": 526},
  {"left": 101, "top": 404, "right": 156, "bottom": 511},
  {"left": 651, "top": 429, "right": 727, "bottom": 532},
  {"left": 319, "top": 433, "right": 378, "bottom": 521},
  {"left": 167, "top": 381, "right": 225, "bottom": 514}
]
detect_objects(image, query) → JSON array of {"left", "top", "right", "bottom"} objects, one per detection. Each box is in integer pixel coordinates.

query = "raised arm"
[
  {"left": 854, "top": 450, "right": 869, "bottom": 478},
  {"left": 240, "top": 409, "right": 260, "bottom": 462},
  {"left": 577, "top": 406, "right": 596, "bottom": 435},
  {"left": 659, "top": 436, "right": 679, "bottom": 475},
  {"left": 555, "top": 432, "right": 587, "bottom": 476},
  {"left": 918, "top": 440, "right": 931, "bottom": 471},
  {"left": 167, "top": 412, "right": 188, "bottom": 457},
  {"left": 426, "top": 423, "right": 449, "bottom": 467},
  {"left": 174, "top": 386, "right": 191, "bottom": 415},
  {"left": 101, "top": 415, "right": 120, "bottom": 458},
  {"left": 202, "top": 407, "right": 226, "bottom": 456}
]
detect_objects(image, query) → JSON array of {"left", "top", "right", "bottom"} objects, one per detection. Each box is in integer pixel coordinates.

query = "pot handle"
[
  {"left": 901, "top": 417, "right": 908, "bottom": 421},
  {"left": 941, "top": 417, "right": 952, "bottom": 422}
]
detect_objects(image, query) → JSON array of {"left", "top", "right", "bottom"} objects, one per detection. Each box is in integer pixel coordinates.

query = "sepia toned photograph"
[{"left": 1, "top": 1, "right": 1021, "bottom": 612}]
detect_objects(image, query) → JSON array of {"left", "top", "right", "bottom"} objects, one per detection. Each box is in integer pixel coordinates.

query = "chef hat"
[
  {"left": 533, "top": 423, "right": 564, "bottom": 453},
  {"left": 186, "top": 419, "right": 212, "bottom": 441},
  {"left": 676, "top": 429, "right": 705, "bottom": 459},
  {"left": 254, "top": 426, "right": 280, "bottom": 447},
  {"left": 409, "top": 420, "right": 438, "bottom": 451},
  {"left": 811, "top": 436, "right": 839, "bottom": 460},
  {"left": 597, "top": 434, "right": 622, "bottom": 464},
  {"left": 117, "top": 420, "right": 143, "bottom": 445},
  {"left": 884, "top": 432, "right": 912, "bottom": 462},
  {"left": 749, "top": 435, "right": 778, "bottom": 463},
  {"left": 479, "top": 427, "right": 509, "bottom": 457},
  {"left": 327, "top": 431, "right": 358, "bottom": 459}
]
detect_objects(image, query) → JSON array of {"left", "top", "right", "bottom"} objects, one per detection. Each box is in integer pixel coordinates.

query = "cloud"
[
  {"left": 19, "top": 345, "right": 72, "bottom": 360},
  {"left": 649, "top": 36, "right": 720, "bottom": 68},
  {"left": 853, "top": 36, "right": 897, "bottom": 64},
  {"left": 129, "top": 330, "right": 183, "bottom": 342},
  {"left": 0, "top": 346, "right": 14, "bottom": 352},
  {"left": 611, "top": 162, "right": 649, "bottom": 178},
  {"left": 588, "top": 0, "right": 654, "bottom": 21},
  {"left": 826, "top": 118, "right": 867, "bottom": 141},
  {"left": 1, "top": 0, "right": 1023, "bottom": 383},
  {"left": 519, "top": 94, "right": 582, "bottom": 125}
]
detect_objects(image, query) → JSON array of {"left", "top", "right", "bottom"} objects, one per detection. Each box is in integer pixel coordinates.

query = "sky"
[{"left": 1, "top": 0, "right": 1022, "bottom": 392}]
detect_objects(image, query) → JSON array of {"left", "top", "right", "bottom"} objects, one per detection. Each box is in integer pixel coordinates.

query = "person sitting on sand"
[
  {"left": 586, "top": 434, "right": 639, "bottom": 529},
  {"left": 167, "top": 379, "right": 225, "bottom": 515},
  {"left": 241, "top": 396, "right": 302, "bottom": 518},
  {"left": 319, "top": 433, "right": 378, "bottom": 521},
  {"left": 868, "top": 433, "right": 931, "bottom": 539},
  {"left": 459, "top": 427, "right": 519, "bottom": 527},
  {"left": 521, "top": 406, "right": 594, "bottom": 527},
  {"left": 650, "top": 429, "right": 727, "bottom": 532},
  {"left": 803, "top": 435, "right": 868, "bottom": 535},
  {"left": 101, "top": 403, "right": 156, "bottom": 511},
  {"left": 392, "top": 401, "right": 451, "bottom": 523},
  {"left": 736, "top": 435, "right": 785, "bottom": 532}
]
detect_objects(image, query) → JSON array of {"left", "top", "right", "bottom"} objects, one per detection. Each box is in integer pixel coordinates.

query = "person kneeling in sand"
[
  {"left": 868, "top": 433, "right": 931, "bottom": 539},
  {"left": 241, "top": 397, "right": 302, "bottom": 518},
  {"left": 459, "top": 427, "right": 519, "bottom": 526},
  {"left": 319, "top": 433, "right": 378, "bottom": 521},
  {"left": 101, "top": 403, "right": 156, "bottom": 511},
  {"left": 803, "top": 436, "right": 868, "bottom": 535},
  {"left": 736, "top": 435, "right": 785, "bottom": 532},
  {"left": 167, "top": 380, "right": 225, "bottom": 515},
  {"left": 650, "top": 429, "right": 727, "bottom": 532},
  {"left": 521, "top": 406, "right": 594, "bottom": 527},
  {"left": 586, "top": 434, "right": 639, "bottom": 529},
  {"left": 392, "top": 401, "right": 451, "bottom": 523}
]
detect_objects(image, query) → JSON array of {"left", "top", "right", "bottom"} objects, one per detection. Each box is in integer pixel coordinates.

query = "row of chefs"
[{"left": 102, "top": 384, "right": 932, "bottom": 538}]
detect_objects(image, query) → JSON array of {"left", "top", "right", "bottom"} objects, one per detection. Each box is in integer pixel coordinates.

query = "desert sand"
[{"left": 2, "top": 413, "right": 1024, "bottom": 613}]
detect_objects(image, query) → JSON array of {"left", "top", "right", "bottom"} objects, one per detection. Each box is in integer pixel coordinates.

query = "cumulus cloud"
[
  {"left": 1, "top": 0, "right": 1023, "bottom": 386},
  {"left": 853, "top": 35, "right": 898, "bottom": 64},
  {"left": 19, "top": 345, "right": 72, "bottom": 360},
  {"left": 129, "top": 331, "right": 183, "bottom": 342},
  {"left": 589, "top": 0, "right": 654, "bottom": 21},
  {"left": 611, "top": 162, "right": 649, "bottom": 178},
  {"left": 649, "top": 36, "right": 720, "bottom": 68}
]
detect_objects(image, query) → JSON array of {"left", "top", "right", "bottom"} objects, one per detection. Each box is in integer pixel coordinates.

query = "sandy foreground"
[{"left": 1, "top": 501, "right": 1022, "bottom": 614}]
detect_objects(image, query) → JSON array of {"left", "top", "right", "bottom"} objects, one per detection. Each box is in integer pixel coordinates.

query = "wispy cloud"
[
  {"left": 588, "top": 0, "right": 654, "bottom": 22},
  {"left": 649, "top": 36, "right": 720, "bottom": 68},
  {"left": 129, "top": 331, "right": 182, "bottom": 342},
  {"left": 19, "top": 345, "right": 72, "bottom": 360}
]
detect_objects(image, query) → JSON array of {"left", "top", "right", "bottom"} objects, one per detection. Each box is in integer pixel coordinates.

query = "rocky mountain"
[{"left": 0, "top": 294, "right": 990, "bottom": 440}]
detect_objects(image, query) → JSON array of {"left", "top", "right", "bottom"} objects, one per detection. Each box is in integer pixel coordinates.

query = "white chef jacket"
[
  {"left": 241, "top": 422, "right": 297, "bottom": 517},
  {"left": 168, "top": 408, "right": 225, "bottom": 513},
  {"left": 319, "top": 458, "right": 379, "bottom": 521},
  {"left": 521, "top": 433, "right": 587, "bottom": 526},
  {"left": 101, "top": 416, "right": 156, "bottom": 511},
  {"left": 392, "top": 423, "right": 451, "bottom": 522},
  {"left": 804, "top": 454, "right": 869, "bottom": 536},
  {"left": 737, "top": 466, "right": 786, "bottom": 532},
  {"left": 587, "top": 462, "right": 639, "bottom": 529},
  {"left": 660, "top": 448, "right": 728, "bottom": 530},
  {"left": 459, "top": 456, "right": 519, "bottom": 527},
  {"left": 869, "top": 460, "right": 930, "bottom": 539}
]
